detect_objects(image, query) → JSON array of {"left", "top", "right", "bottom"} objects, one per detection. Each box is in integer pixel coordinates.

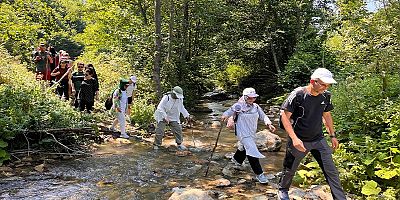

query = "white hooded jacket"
[{"left": 154, "top": 94, "right": 190, "bottom": 123}]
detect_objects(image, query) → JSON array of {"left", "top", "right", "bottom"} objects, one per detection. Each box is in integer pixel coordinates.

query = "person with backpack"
[
  {"left": 71, "top": 62, "right": 85, "bottom": 108},
  {"left": 277, "top": 68, "right": 346, "bottom": 200},
  {"left": 221, "top": 88, "right": 276, "bottom": 184},
  {"left": 153, "top": 86, "right": 190, "bottom": 150},
  {"left": 78, "top": 68, "right": 98, "bottom": 113},
  {"left": 33, "top": 43, "right": 53, "bottom": 81},
  {"left": 109, "top": 79, "right": 130, "bottom": 139}
]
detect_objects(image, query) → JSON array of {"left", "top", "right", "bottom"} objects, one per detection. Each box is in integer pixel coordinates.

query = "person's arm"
[
  {"left": 47, "top": 53, "right": 53, "bottom": 63},
  {"left": 323, "top": 111, "right": 339, "bottom": 150},
  {"left": 221, "top": 104, "right": 238, "bottom": 121},
  {"left": 179, "top": 100, "right": 190, "bottom": 119},
  {"left": 281, "top": 110, "right": 306, "bottom": 152},
  {"left": 155, "top": 95, "right": 169, "bottom": 122},
  {"left": 257, "top": 105, "right": 275, "bottom": 132},
  {"left": 51, "top": 68, "right": 59, "bottom": 77}
]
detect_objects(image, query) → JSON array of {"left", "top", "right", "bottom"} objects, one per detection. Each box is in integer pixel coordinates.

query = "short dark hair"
[{"left": 85, "top": 68, "right": 93, "bottom": 75}]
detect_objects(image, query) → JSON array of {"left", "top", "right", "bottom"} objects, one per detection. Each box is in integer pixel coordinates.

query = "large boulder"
[
  {"left": 169, "top": 187, "right": 213, "bottom": 200},
  {"left": 254, "top": 130, "right": 282, "bottom": 152}
]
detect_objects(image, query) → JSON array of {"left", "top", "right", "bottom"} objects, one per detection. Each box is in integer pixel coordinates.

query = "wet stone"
[
  {"left": 0, "top": 166, "right": 13, "bottom": 172},
  {"left": 169, "top": 187, "right": 213, "bottom": 200}
]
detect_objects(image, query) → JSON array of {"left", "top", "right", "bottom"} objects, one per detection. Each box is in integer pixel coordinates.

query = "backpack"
[
  {"left": 278, "top": 88, "right": 331, "bottom": 129},
  {"left": 105, "top": 88, "right": 121, "bottom": 110}
]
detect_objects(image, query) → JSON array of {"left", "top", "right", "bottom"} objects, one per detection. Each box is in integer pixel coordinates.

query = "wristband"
[{"left": 329, "top": 135, "right": 336, "bottom": 138}]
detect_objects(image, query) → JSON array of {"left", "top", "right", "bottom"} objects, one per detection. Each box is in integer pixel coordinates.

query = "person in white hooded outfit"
[
  {"left": 221, "top": 88, "right": 276, "bottom": 184},
  {"left": 153, "top": 86, "right": 190, "bottom": 150}
]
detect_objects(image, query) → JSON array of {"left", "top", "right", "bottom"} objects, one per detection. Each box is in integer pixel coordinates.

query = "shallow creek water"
[{"left": 0, "top": 100, "right": 287, "bottom": 199}]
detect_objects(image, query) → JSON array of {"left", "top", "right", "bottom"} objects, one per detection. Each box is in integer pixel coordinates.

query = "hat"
[
  {"left": 311, "top": 68, "right": 337, "bottom": 84},
  {"left": 130, "top": 75, "right": 137, "bottom": 83},
  {"left": 39, "top": 43, "right": 45, "bottom": 47},
  {"left": 243, "top": 88, "right": 259, "bottom": 97},
  {"left": 172, "top": 86, "right": 184, "bottom": 99}
]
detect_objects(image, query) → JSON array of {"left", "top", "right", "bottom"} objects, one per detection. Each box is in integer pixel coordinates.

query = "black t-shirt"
[
  {"left": 79, "top": 78, "right": 99, "bottom": 102},
  {"left": 72, "top": 71, "right": 85, "bottom": 91},
  {"left": 281, "top": 87, "right": 333, "bottom": 142}
]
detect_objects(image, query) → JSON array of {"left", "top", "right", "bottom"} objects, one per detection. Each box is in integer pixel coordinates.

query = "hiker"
[
  {"left": 221, "top": 87, "right": 276, "bottom": 184},
  {"left": 33, "top": 43, "right": 53, "bottom": 81},
  {"left": 51, "top": 60, "right": 71, "bottom": 100},
  {"left": 109, "top": 79, "right": 130, "bottom": 139},
  {"left": 86, "top": 63, "right": 99, "bottom": 89},
  {"left": 126, "top": 75, "right": 137, "bottom": 115},
  {"left": 71, "top": 62, "right": 85, "bottom": 108},
  {"left": 78, "top": 68, "right": 98, "bottom": 113},
  {"left": 277, "top": 68, "right": 346, "bottom": 200},
  {"left": 153, "top": 86, "right": 190, "bottom": 150}
]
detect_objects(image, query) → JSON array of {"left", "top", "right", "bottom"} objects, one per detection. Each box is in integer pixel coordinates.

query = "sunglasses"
[
  {"left": 78, "top": 65, "right": 84, "bottom": 68},
  {"left": 315, "top": 80, "right": 330, "bottom": 88},
  {"left": 85, "top": 74, "right": 90, "bottom": 76}
]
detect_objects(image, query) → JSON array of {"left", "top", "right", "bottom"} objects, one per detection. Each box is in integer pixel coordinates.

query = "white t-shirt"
[{"left": 126, "top": 83, "right": 136, "bottom": 97}]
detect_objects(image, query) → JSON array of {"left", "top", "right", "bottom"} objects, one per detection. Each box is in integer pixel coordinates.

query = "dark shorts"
[{"left": 128, "top": 97, "right": 133, "bottom": 104}]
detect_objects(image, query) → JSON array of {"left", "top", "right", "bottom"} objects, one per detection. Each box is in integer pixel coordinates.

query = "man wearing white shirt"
[{"left": 153, "top": 86, "right": 190, "bottom": 150}]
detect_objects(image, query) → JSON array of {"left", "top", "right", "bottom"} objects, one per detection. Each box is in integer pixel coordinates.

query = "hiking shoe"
[
  {"left": 231, "top": 157, "right": 242, "bottom": 166},
  {"left": 177, "top": 144, "right": 187, "bottom": 151},
  {"left": 109, "top": 127, "right": 116, "bottom": 132},
  {"left": 255, "top": 173, "right": 268, "bottom": 184},
  {"left": 153, "top": 145, "right": 159, "bottom": 150},
  {"left": 120, "top": 133, "right": 129, "bottom": 139},
  {"left": 277, "top": 189, "right": 290, "bottom": 200}
]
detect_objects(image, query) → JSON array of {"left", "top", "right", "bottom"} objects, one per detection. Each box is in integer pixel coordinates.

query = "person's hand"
[
  {"left": 35, "top": 56, "right": 41, "bottom": 61},
  {"left": 71, "top": 89, "right": 76, "bottom": 95},
  {"left": 185, "top": 115, "right": 193, "bottom": 123},
  {"left": 331, "top": 137, "right": 339, "bottom": 150},
  {"left": 163, "top": 118, "right": 170, "bottom": 123},
  {"left": 116, "top": 108, "right": 121, "bottom": 113},
  {"left": 268, "top": 124, "right": 276, "bottom": 133},
  {"left": 292, "top": 137, "right": 306, "bottom": 152},
  {"left": 221, "top": 115, "right": 229, "bottom": 122}
]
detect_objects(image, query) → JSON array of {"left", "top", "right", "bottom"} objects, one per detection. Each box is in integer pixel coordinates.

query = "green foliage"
[{"left": 129, "top": 95, "right": 155, "bottom": 129}]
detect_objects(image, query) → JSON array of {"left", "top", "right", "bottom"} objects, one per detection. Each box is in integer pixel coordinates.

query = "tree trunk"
[
  {"left": 271, "top": 42, "right": 280, "bottom": 73},
  {"left": 154, "top": 0, "right": 162, "bottom": 99},
  {"left": 167, "top": 0, "right": 175, "bottom": 62},
  {"left": 181, "top": 0, "right": 189, "bottom": 62},
  {"left": 138, "top": 0, "right": 148, "bottom": 26}
]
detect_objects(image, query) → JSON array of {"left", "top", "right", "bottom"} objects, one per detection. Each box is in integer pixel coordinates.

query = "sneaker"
[
  {"left": 277, "top": 189, "right": 290, "bottom": 200},
  {"left": 231, "top": 157, "right": 242, "bottom": 166},
  {"left": 153, "top": 145, "right": 159, "bottom": 150},
  {"left": 109, "top": 127, "right": 116, "bottom": 132},
  {"left": 255, "top": 173, "right": 268, "bottom": 184},
  {"left": 120, "top": 133, "right": 129, "bottom": 139},
  {"left": 177, "top": 144, "right": 187, "bottom": 151}
]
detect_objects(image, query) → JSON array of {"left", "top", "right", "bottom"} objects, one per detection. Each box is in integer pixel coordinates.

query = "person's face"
[
  {"left": 245, "top": 96, "right": 257, "bottom": 104},
  {"left": 39, "top": 45, "right": 46, "bottom": 51},
  {"left": 312, "top": 79, "right": 330, "bottom": 94},
  {"left": 77, "top": 64, "right": 84, "bottom": 72},
  {"left": 85, "top": 72, "right": 92, "bottom": 79},
  {"left": 60, "top": 62, "right": 67, "bottom": 68}
]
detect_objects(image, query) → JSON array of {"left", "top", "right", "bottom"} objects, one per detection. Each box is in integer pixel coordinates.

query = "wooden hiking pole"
[
  {"left": 204, "top": 122, "right": 224, "bottom": 177},
  {"left": 190, "top": 120, "right": 196, "bottom": 147}
]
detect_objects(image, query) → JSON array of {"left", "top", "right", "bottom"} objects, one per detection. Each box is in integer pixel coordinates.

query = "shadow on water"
[{"left": 0, "top": 100, "right": 288, "bottom": 199}]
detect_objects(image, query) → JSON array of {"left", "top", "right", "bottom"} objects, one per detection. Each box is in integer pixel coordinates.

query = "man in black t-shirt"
[
  {"left": 277, "top": 68, "right": 346, "bottom": 200},
  {"left": 71, "top": 62, "right": 85, "bottom": 108}
]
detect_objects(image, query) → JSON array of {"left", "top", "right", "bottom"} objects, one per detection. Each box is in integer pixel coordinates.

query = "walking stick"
[
  {"left": 204, "top": 122, "right": 224, "bottom": 177},
  {"left": 190, "top": 120, "right": 196, "bottom": 147}
]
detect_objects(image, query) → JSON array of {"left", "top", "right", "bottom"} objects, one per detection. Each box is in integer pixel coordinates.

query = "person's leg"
[
  {"left": 87, "top": 101, "right": 94, "bottom": 113},
  {"left": 74, "top": 92, "right": 79, "bottom": 108},
  {"left": 233, "top": 148, "right": 247, "bottom": 164},
  {"left": 311, "top": 139, "right": 346, "bottom": 200},
  {"left": 110, "top": 112, "right": 119, "bottom": 130},
  {"left": 118, "top": 112, "right": 126, "bottom": 136},
  {"left": 278, "top": 140, "right": 308, "bottom": 191},
  {"left": 170, "top": 121, "right": 183, "bottom": 145},
  {"left": 247, "top": 155, "right": 263, "bottom": 175},
  {"left": 79, "top": 99, "right": 86, "bottom": 112},
  {"left": 154, "top": 121, "right": 167, "bottom": 146},
  {"left": 56, "top": 85, "right": 63, "bottom": 99},
  {"left": 62, "top": 80, "right": 69, "bottom": 100}
]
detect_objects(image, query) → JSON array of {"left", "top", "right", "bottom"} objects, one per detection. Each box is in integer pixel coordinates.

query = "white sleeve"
[
  {"left": 154, "top": 95, "right": 168, "bottom": 121},
  {"left": 180, "top": 99, "right": 190, "bottom": 118},
  {"left": 257, "top": 104, "right": 272, "bottom": 125}
]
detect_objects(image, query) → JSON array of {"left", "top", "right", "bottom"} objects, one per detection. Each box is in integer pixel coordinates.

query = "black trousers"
[
  {"left": 56, "top": 79, "right": 69, "bottom": 100},
  {"left": 233, "top": 148, "right": 263, "bottom": 175},
  {"left": 80, "top": 100, "right": 94, "bottom": 113}
]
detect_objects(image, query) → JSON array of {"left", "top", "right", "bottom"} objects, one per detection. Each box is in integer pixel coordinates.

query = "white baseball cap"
[
  {"left": 242, "top": 88, "right": 259, "bottom": 97},
  {"left": 130, "top": 75, "right": 137, "bottom": 83},
  {"left": 311, "top": 68, "right": 337, "bottom": 84}
]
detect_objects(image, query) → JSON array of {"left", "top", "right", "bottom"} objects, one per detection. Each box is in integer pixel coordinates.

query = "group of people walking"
[
  {"left": 33, "top": 44, "right": 345, "bottom": 199},
  {"left": 32, "top": 43, "right": 100, "bottom": 113},
  {"left": 154, "top": 68, "right": 346, "bottom": 200}
]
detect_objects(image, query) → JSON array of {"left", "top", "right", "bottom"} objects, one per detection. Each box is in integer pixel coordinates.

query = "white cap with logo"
[{"left": 311, "top": 68, "right": 337, "bottom": 84}]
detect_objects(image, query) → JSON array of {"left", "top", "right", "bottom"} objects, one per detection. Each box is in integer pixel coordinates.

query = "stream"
[{"left": 0, "top": 100, "right": 287, "bottom": 199}]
